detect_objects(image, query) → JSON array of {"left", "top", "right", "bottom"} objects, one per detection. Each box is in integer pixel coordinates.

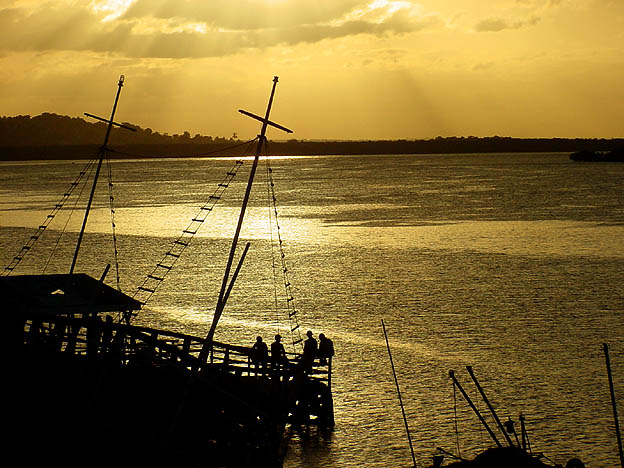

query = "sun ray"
[{"left": 90, "top": 0, "right": 136, "bottom": 22}]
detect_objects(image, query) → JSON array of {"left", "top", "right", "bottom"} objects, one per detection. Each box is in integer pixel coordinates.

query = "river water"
[{"left": 1, "top": 153, "right": 623, "bottom": 467}]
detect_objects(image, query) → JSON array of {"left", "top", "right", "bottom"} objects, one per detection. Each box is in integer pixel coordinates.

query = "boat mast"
[
  {"left": 70, "top": 75, "right": 135, "bottom": 274},
  {"left": 203, "top": 76, "right": 292, "bottom": 352}
]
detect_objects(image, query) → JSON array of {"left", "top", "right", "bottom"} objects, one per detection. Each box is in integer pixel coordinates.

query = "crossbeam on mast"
[
  {"left": 84, "top": 112, "right": 137, "bottom": 133},
  {"left": 237, "top": 109, "right": 293, "bottom": 134}
]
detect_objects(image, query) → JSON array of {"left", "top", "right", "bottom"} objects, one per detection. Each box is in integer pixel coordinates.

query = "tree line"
[
  {"left": 1, "top": 113, "right": 622, "bottom": 161},
  {"left": 0, "top": 113, "right": 233, "bottom": 146}
]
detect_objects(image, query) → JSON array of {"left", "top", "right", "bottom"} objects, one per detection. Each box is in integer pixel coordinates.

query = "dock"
[{"left": 7, "top": 273, "right": 333, "bottom": 468}]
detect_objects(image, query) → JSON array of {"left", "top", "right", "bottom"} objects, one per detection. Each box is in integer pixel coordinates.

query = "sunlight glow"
[
  {"left": 344, "top": 0, "right": 422, "bottom": 24},
  {"left": 3, "top": 0, "right": 624, "bottom": 140},
  {"left": 130, "top": 18, "right": 209, "bottom": 35},
  {"left": 90, "top": 0, "right": 136, "bottom": 22}
]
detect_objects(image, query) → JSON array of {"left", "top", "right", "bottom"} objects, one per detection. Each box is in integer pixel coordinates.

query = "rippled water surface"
[{"left": 1, "top": 153, "right": 623, "bottom": 467}]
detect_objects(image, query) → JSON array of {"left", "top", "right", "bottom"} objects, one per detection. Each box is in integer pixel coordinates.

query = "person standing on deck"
[
  {"left": 270, "top": 334, "right": 287, "bottom": 378},
  {"left": 251, "top": 336, "right": 268, "bottom": 376},
  {"left": 318, "top": 333, "right": 334, "bottom": 365},
  {"left": 302, "top": 330, "right": 318, "bottom": 374}
]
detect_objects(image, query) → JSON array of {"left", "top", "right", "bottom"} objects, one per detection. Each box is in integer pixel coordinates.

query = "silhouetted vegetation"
[
  {"left": 1, "top": 113, "right": 623, "bottom": 161},
  {"left": 267, "top": 137, "right": 624, "bottom": 157},
  {"left": 0, "top": 113, "right": 232, "bottom": 146}
]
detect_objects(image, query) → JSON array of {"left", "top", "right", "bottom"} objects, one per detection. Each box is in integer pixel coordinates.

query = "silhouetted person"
[
  {"left": 302, "top": 330, "right": 318, "bottom": 374},
  {"left": 271, "top": 334, "right": 287, "bottom": 379},
  {"left": 318, "top": 333, "right": 334, "bottom": 365},
  {"left": 251, "top": 336, "right": 268, "bottom": 376}
]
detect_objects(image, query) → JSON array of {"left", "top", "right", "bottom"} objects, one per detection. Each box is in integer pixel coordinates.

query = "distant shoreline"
[{"left": 1, "top": 137, "right": 623, "bottom": 161}]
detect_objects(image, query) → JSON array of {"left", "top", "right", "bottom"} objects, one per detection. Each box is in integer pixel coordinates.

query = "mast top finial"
[
  {"left": 273, "top": 76, "right": 279, "bottom": 83},
  {"left": 119, "top": 75, "right": 125, "bottom": 86}
]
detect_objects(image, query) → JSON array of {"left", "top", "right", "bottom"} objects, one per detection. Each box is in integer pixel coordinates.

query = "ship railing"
[{"left": 22, "top": 315, "right": 332, "bottom": 387}]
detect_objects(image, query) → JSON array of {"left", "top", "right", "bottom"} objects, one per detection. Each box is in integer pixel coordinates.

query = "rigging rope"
[
  {"left": 2, "top": 158, "right": 98, "bottom": 276},
  {"left": 266, "top": 155, "right": 282, "bottom": 337},
  {"left": 132, "top": 138, "right": 258, "bottom": 310},
  {"left": 42, "top": 157, "right": 98, "bottom": 274},
  {"left": 106, "top": 137, "right": 258, "bottom": 159},
  {"left": 105, "top": 150, "right": 122, "bottom": 291},
  {"left": 263, "top": 141, "right": 304, "bottom": 352}
]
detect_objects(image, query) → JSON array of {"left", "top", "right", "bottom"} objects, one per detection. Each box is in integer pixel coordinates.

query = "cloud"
[
  {"left": 475, "top": 15, "right": 539, "bottom": 32},
  {"left": 0, "top": 1, "right": 439, "bottom": 58},
  {"left": 122, "top": 0, "right": 366, "bottom": 30},
  {"left": 515, "top": 0, "right": 562, "bottom": 6},
  {"left": 473, "top": 61, "right": 495, "bottom": 71}
]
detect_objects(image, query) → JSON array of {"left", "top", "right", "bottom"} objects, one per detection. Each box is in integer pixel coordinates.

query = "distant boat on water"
[{"left": 570, "top": 147, "right": 624, "bottom": 162}]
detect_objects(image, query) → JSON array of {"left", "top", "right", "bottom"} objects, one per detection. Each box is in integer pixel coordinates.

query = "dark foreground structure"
[
  {"left": 4, "top": 76, "right": 332, "bottom": 468},
  {"left": 7, "top": 274, "right": 333, "bottom": 468},
  {"left": 430, "top": 447, "right": 574, "bottom": 468},
  {"left": 414, "top": 370, "right": 593, "bottom": 468}
]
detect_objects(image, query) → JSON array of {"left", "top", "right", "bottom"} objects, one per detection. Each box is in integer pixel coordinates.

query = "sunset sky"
[{"left": 1, "top": 0, "right": 622, "bottom": 140}]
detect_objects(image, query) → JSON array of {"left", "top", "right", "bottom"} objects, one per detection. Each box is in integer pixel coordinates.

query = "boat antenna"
[
  {"left": 202, "top": 76, "right": 293, "bottom": 354},
  {"left": 465, "top": 366, "right": 515, "bottom": 447},
  {"left": 70, "top": 75, "right": 136, "bottom": 274},
  {"left": 604, "top": 343, "right": 624, "bottom": 468},
  {"left": 382, "top": 319, "right": 418, "bottom": 468},
  {"left": 448, "top": 370, "right": 504, "bottom": 449}
]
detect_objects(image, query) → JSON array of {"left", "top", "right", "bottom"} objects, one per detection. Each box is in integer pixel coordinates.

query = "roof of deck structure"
[{"left": 0, "top": 273, "right": 142, "bottom": 315}]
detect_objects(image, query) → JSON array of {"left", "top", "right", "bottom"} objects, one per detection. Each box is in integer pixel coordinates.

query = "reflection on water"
[{"left": 1, "top": 153, "right": 623, "bottom": 467}]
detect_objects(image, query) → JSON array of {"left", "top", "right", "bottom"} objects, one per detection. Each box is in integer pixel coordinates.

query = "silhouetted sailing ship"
[{"left": 4, "top": 76, "right": 333, "bottom": 468}]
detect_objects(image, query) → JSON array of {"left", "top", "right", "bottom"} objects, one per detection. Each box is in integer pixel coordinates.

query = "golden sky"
[{"left": 1, "top": 0, "right": 622, "bottom": 140}]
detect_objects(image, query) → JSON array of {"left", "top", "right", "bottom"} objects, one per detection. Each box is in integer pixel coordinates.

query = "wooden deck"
[
  {"left": 14, "top": 313, "right": 334, "bottom": 467},
  {"left": 21, "top": 313, "right": 334, "bottom": 425},
  {"left": 24, "top": 315, "right": 329, "bottom": 379}
]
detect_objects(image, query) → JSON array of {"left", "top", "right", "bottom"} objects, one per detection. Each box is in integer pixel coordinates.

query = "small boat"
[
  {"left": 432, "top": 368, "right": 587, "bottom": 468},
  {"left": 382, "top": 321, "right": 586, "bottom": 468},
  {"left": 4, "top": 76, "right": 333, "bottom": 468},
  {"left": 570, "top": 147, "right": 624, "bottom": 162}
]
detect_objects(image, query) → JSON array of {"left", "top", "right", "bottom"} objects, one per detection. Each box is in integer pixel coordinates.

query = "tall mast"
[
  {"left": 70, "top": 75, "right": 135, "bottom": 274},
  {"left": 203, "top": 76, "right": 292, "bottom": 352}
]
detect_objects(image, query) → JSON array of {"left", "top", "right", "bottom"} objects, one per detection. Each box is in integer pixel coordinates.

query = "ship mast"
[
  {"left": 202, "top": 76, "right": 292, "bottom": 355},
  {"left": 70, "top": 75, "right": 135, "bottom": 274}
]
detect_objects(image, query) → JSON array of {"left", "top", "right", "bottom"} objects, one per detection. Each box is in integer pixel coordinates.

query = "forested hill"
[
  {"left": 1, "top": 113, "right": 622, "bottom": 160},
  {"left": 0, "top": 113, "right": 225, "bottom": 146}
]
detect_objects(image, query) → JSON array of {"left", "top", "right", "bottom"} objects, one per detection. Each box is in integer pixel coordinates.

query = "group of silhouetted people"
[
  {"left": 300, "top": 330, "right": 336, "bottom": 374},
  {"left": 251, "top": 330, "right": 334, "bottom": 378},
  {"left": 250, "top": 334, "right": 287, "bottom": 377}
]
